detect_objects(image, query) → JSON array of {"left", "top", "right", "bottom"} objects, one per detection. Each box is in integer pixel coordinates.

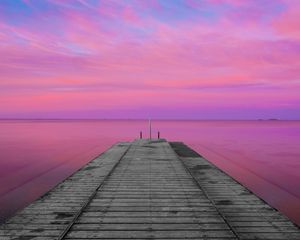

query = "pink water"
[{"left": 0, "top": 120, "right": 299, "bottom": 225}]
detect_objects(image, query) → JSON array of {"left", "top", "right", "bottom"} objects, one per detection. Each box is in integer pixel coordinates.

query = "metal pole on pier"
[{"left": 149, "top": 119, "right": 152, "bottom": 140}]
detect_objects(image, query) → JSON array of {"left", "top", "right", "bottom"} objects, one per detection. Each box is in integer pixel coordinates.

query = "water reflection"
[{"left": 0, "top": 120, "right": 299, "bottom": 225}]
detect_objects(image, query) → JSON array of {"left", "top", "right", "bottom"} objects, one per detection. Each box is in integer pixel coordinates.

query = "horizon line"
[{"left": 0, "top": 118, "right": 297, "bottom": 121}]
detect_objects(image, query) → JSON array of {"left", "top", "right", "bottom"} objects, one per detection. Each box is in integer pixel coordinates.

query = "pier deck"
[{"left": 1, "top": 139, "right": 299, "bottom": 239}]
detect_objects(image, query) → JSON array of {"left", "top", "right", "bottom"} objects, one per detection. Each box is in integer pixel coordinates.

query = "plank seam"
[
  {"left": 167, "top": 142, "right": 241, "bottom": 240},
  {"left": 56, "top": 143, "right": 132, "bottom": 240}
]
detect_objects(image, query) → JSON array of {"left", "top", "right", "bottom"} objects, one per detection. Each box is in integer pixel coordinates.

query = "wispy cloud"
[{"left": 0, "top": 0, "right": 299, "bottom": 119}]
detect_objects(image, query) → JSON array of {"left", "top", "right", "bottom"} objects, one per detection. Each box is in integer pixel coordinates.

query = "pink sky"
[{"left": 0, "top": 0, "right": 300, "bottom": 119}]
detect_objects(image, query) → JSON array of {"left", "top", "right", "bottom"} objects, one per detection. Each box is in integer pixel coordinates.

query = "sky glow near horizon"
[{"left": 1, "top": 0, "right": 300, "bottom": 119}]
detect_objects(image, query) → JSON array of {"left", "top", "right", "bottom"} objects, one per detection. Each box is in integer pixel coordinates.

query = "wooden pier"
[{"left": 0, "top": 139, "right": 299, "bottom": 239}]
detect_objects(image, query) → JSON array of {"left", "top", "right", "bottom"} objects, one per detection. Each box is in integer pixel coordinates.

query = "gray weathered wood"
[
  {"left": 0, "top": 139, "right": 299, "bottom": 240},
  {"left": 170, "top": 141, "right": 300, "bottom": 239}
]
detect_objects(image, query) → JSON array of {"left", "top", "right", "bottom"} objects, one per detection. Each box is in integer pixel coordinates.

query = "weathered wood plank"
[
  {"left": 77, "top": 216, "right": 226, "bottom": 224},
  {"left": 65, "top": 230, "right": 236, "bottom": 239},
  {"left": 71, "top": 223, "right": 230, "bottom": 230}
]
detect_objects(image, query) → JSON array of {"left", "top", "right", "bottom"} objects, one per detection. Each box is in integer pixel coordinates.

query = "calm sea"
[{"left": 0, "top": 120, "right": 299, "bottom": 225}]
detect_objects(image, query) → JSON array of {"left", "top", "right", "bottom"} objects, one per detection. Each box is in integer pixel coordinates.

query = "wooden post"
[
  {"left": 158, "top": 131, "right": 160, "bottom": 139},
  {"left": 140, "top": 131, "right": 142, "bottom": 139}
]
